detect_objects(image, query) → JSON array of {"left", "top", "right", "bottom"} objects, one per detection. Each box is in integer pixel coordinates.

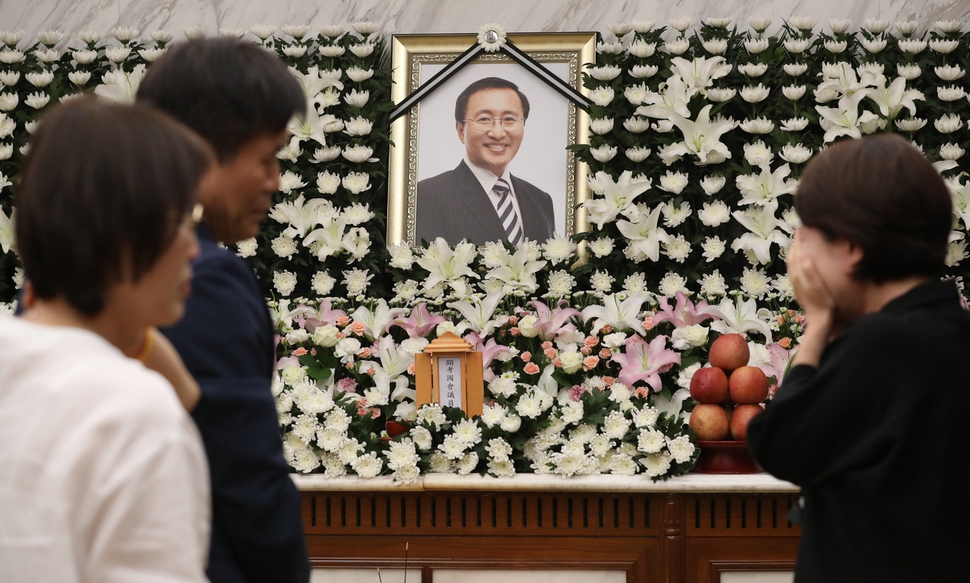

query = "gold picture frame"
[{"left": 387, "top": 32, "right": 596, "bottom": 247}]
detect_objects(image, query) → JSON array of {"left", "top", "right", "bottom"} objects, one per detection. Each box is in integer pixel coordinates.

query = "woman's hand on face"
[{"left": 787, "top": 234, "right": 837, "bottom": 334}]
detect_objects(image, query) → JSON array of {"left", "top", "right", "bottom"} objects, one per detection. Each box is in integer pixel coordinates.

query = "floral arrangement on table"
[{"left": 1, "top": 16, "right": 969, "bottom": 483}]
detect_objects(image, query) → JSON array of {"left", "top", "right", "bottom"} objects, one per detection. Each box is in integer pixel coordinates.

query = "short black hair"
[
  {"left": 454, "top": 77, "right": 530, "bottom": 123},
  {"left": 136, "top": 38, "right": 305, "bottom": 162},
  {"left": 15, "top": 98, "right": 211, "bottom": 315},
  {"left": 795, "top": 133, "right": 953, "bottom": 283}
]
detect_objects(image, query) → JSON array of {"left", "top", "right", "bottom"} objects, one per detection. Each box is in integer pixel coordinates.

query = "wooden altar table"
[{"left": 294, "top": 473, "right": 800, "bottom": 583}]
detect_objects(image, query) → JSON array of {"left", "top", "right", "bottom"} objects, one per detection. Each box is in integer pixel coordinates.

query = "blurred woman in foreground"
[
  {"left": 0, "top": 98, "right": 212, "bottom": 582},
  {"left": 747, "top": 133, "right": 970, "bottom": 582}
]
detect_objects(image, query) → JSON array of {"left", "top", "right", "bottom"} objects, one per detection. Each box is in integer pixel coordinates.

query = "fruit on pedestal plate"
[
  {"left": 690, "top": 366, "right": 729, "bottom": 403},
  {"left": 689, "top": 403, "right": 730, "bottom": 441},
  {"left": 708, "top": 333, "right": 750, "bottom": 371},
  {"left": 729, "top": 403, "right": 764, "bottom": 441},
  {"left": 728, "top": 365, "right": 769, "bottom": 403}
]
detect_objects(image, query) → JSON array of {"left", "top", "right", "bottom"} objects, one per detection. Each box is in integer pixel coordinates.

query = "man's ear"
[{"left": 456, "top": 121, "right": 466, "bottom": 144}]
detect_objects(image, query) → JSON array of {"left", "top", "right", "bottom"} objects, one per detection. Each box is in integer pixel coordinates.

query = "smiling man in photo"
[{"left": 416, "top": 77, "right": 555, "bottom": 246}]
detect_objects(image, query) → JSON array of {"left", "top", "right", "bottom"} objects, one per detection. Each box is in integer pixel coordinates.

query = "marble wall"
[{"left": 2, "top": 0, "right": 970, "bottom": 42}]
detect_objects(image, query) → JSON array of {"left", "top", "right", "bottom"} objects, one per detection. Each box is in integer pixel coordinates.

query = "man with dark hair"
[
  {"left": 416, "top": 76, "right": 555, "bottom": 246},
  {"left": 136, "top": 38, "right": 311, "bottom": 583}
]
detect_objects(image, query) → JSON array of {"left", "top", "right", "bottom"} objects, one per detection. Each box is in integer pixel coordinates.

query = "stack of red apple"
[{"left": 689, "top": 333, "right": 768, "bottom": 442}]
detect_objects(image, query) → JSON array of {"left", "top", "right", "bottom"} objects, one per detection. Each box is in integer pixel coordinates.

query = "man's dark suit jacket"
[
  {"left": 416, "top": 160, "right": 556, "bottom": 246},
  {"left": 161, "top": 224, "right": 309, "bottom": 583}
]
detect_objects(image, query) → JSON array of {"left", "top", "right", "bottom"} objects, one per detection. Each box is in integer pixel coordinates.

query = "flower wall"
[{"left": 1, "top": 17, "right": 969, "bottom": 482}]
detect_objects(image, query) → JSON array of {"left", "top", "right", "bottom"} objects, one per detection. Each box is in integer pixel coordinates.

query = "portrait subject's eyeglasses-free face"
[{"left": 464, "top": 115, "right": 525, "bottom": 128}]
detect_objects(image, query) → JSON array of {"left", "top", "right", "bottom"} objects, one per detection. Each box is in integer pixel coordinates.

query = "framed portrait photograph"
[{"left": 387, "top": 33, "right": 596, "bottom": 247}]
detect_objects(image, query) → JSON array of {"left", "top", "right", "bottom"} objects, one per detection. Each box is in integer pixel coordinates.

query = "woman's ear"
[{"left": 842, "top": 239, "right": 865, "bottom": 274}]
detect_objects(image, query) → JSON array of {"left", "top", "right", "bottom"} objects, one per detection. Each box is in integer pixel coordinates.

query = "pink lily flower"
[
  {"left": 652, "top": 291, "right": 720, "bottom": 328},
  {"left": 758, "top": 342, "right": 792, "bottom": 387},
  {"left": 526, "top": 299, "right": 583, "bottom": 342},
  {"left": 466, "top": 335, "right": 513, "bottom": 383},
  {"left": 388, "top": 302, "right": 447, "bottom": 338},
  {"left": 300, "top": 299, "right": 349, "bottom": 332},
  {"left": 610, "top": 334, "right": 681, "bottom": 391}
]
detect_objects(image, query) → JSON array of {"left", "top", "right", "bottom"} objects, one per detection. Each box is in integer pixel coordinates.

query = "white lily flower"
[
  {"left": 708, "top": 295, "right": 774, "bottom": 341},
  {"left": 485, "top": 245, "right": 547, "bottom": 293},
  {"left": 660, "top": 104, "right": 736, "bottom": 165},
  {"left": 286, "top": 100, "right": 328, "bottom": 149},
  {"left": 0, "top": 204, "right": 12, "bottom": 254},
  {"left": 867, "top": 76, "right": 924, "bottom": 120},
  {"left": 415, "top": 238, "right": 479, "bottom": 290},
  {"left": 303, "top": 215, "right": 348, "bottom": 260},
  {"left": 948, "top": 176, "right": 970, "bottom": 228},
  {"left": 736, "top": 163, "right": 797, "bottom": 206},
  {"left": 634, "top": 75, "right": 691, "bottom": 119},
  {"left": 374, "top": 335, "right": 415, "bottom": 378},
  {"left": 93, "top": 64, "right": 147, "bottom": 103},
  {"left": 447, "top": 294, "right": 506, "bottom": 336},
  {"left": 368, "top": 368, "right": 415, "bottom": 405},
  {"left": 583, "top": 170, "right": 652, "bottom": 229},
  {"left": 581, "top": 293, "right": 652, "bottom": 335},
  {"left": 616, "top": 204, "right": 671, "bottom": 262},
  {"left": 289, "top": 66, "right": 344, "bottom": 109},
  {"left": 668, "top": 56, "right": 731, "bottom": 97},
  {"left": 731, "top": 202, "right": 793, "bottom": 264},
  {"left": 271, "top": 195, "right": 338, "bottom": 238},
  {"left": 816, "top": 90, "right": 880, "bottom": 143},
  {"left": 350, "top": 300, "right": 407, "bottom": 340}
]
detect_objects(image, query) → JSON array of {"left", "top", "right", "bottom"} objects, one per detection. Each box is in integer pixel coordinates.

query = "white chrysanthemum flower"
[
  {"left": 637, "top": 429, "right": 665, "bottom": 454},
  {"left": 560, "top": 401, "right": 584, "bottom": 424},
  {"left": 701, "top": 237, "right": 726, "bottom": 262},
  {"left": 343, "top": 268, "right": 372, "bottom": 295},
  {"left": 894, "top": 117, "right": 926, "bottom": 132},
  {"left": 658, "top": 171, "right": 688, "bottom": 194},
  {"left": 590, "top": 270, "right": 615, "bottom": 293},
  {"left": 940, "top": 143, "right": 965, "bottom": 160},
  {"left": 740, "top": 267, "right": 771, "bottom": 298},
  {"left": 308, "top": 271, "right": 334, "bottom": 296},
  {"left": 438, "top": 434, "right": 468, "bottom": 460},
  {"left": 935, "top": 114, "right": 963, "bottom": 134},
  {"left": 780, "top": 117, "right": 810, "bottom": 132},
  {"left": 271, "top": 235, "right": 298, "bottom": 258},
  {"left": 745, "top": 38, "right": 769, "bottom": 54},
  {"left": 627, "top": 39, "right": 656, "bottom": 58},
  {"left": 773, "top": 274, "right": 795, "bottom": 299},
  {"left": 608, "top": 453, "right": 638, "bottom": 475},
  {"left": 500, "top": 414, "right": 522, "bottom": 433},
  {"left": 780, "top": 144, "right": 813, "bottom": 164},
  {"left": 666, "top": 435, "right": 696, "bottom": 463},
  {"left": 623, "top": 117, "right": 651, "bottom": 133},
  {"left": 273, "top": 271, "right": 297, "bottom": 296},
  {"left": 930, "top": 39, "right": 960, "bottom": 54},
  {"left": 350, "top": 451, "right": 383, "bottom": 478},
  {"left": 783, "top": 39, "right": 809, "bottom": 54},
  {"left": 783, "top": 63, "right": 808, "bottom": 76},
  {"left": 278, "top": 171, "right": 306, "bottom": 194},
  {"left": 589, "top": 86, "right": 615, "bottom": 106},
  {"left": 589, "top": 237, "right": 615, "bottom": 257},
  {"left": 743, "top": 140, "right": 773, "bottom": 166},
  {"left": 938, "top": 85, "right": 966, "bottom": 102},
  {"left": 453, "top": 418, "right": 483, "bottom": 447},
  {"left": 589, "top": 117, "right": 614, "bottom": 135},
  {"left": 658, "top": 272, "right": 688, "bottom": 296},
  {"left": 346, "top": 67, "right": 374, "bottom": 82},
  {"left": 342, "top": 144, "right": 375, "bottom": 163},
  {"left": 342, "top": 172, "right": 371, "bottom": 194},
  {"left": 641, "top": 452, "right": 672, "bottom": 477},
  {"left": 662, "top": 201, "right": 692, "bottom": 228},
  {"left": 235, "top": 237, "right": 257, "bottom": 258},
  {"left": 24, "top": 92, "right": 49, "bottom": 109},
  {"left": 315, "top": 428, "right": 346, "bottom": 452},
  {"left": 486, "top": 437, "right": 513, "bottom": 461},
  {"left": 705, "top": 87, "right": 736, "bottom": 102},
  {"left": 698, "top": 201, "right": 731, "bottom": 227},
  {"left": 664, "top": 235, "right": 691, "bottom": 263},
  {"left": 342, "top": 202, "right": 374, "bottom": 225},
  {"left": 601, "top": 410, "right": 630, "bottom": 439},
  {"left": 590, "top": 144, "right": 617, "bottom": 162},
  {"left": 738, "top": 62, "right": 769, "bottom": 78},
  {"left": 699, "top": 271, "right": 727, "bottom": 297},
  {"left": 740, "top": 117, "right": 774, "bottom": 134},
  {"left": 859, "top": 38, "right": 887, "bottom": 53}
]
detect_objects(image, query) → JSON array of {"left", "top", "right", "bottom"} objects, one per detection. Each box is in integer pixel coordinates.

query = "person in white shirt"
[{"left": 0, "top": 98, "right": 212, "bottom": 583}]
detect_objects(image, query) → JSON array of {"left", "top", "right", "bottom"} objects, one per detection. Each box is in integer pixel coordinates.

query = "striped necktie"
[{"left": 493, "top": 178, "right": 523, "bottom": 245}]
